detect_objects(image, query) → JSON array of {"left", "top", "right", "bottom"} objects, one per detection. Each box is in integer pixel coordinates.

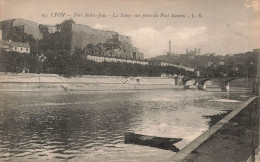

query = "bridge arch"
[
  {"left": 197, "top": 78, "right": 211, "bottom": 90},
  {"left": 182, "top": 78, "right": 196, "bottom": 89}
]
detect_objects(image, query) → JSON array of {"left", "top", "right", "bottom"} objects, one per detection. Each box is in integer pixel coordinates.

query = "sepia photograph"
[{"left": 0, "top": 0, "right": 259, "bottom": 161}]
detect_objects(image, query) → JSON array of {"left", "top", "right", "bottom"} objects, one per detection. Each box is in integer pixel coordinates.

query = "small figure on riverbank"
[{"left": 136, "top": 78, "right": 140, "bottom": 84}]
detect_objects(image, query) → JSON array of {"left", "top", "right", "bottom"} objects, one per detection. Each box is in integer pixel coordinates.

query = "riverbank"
[{"left": 0, "top": 72, "right": 255, "bottom": 92}]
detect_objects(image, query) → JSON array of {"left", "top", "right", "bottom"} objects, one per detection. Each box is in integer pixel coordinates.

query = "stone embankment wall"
[
  {"left": 0, "top": 73, "right": 178, "bottom": 91},
  {"left": 0, "top": 73, "right": 175, "bottom": 85}
]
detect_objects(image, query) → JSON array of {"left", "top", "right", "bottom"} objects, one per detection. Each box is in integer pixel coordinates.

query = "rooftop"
[{"left": 0, "top": 40, "right": 29, "bottom": 48}]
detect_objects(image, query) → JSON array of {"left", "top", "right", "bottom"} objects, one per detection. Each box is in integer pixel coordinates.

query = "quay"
[{"left": 168, "top": 96, "right": 259, "bottom": 161}]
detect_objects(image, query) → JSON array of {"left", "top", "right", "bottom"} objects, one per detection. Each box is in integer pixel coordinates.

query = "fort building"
[
  {"left": 0, "top": 18, "right": 145, "bottom": 61},
  {"left": 0, "top": 18, "right": 43, "bottom": 40},
  {"left": 70, "top": 23, "right": 143, "bottom": 60}
]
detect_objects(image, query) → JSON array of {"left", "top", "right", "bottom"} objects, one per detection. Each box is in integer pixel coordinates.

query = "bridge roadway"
[{"left": 181, "top": 77, "right": 238, "bottom": 91}]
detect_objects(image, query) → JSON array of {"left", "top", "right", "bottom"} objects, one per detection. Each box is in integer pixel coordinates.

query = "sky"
[{"left": 0, "top": 0, "right": 260, "bottom": 58}]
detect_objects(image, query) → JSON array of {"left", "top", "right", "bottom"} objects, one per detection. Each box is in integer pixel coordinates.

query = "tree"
[{"left": 39, "top": 24, "right": 49, "bottom": 34}]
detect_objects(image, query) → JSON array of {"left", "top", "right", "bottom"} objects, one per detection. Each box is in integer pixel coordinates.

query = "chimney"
[{"left": 169, "top": 40, "right": 171, "bottom": 54}]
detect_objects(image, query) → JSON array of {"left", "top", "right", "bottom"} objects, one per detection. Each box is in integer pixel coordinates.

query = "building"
[
  {"left": 0, "top": 18, "right": 43, "bottom": 40},
  {"left": 0, "top": 40, "right": 30, "bottom": 54},
  {"left": 148, "top": 60, "right": 194, "bottom": 72},
  {"left": 186, "top": 48, "right": 200, "bottom": 56},
  {"left": 218, "top": 61, "right": 225, "bottom": 66},
  {"left": 47, "top": 25, "right": 58, "bottom": 33},
  {"left": 68, "top": 23, "right": 143, "bottom": 60},
  {"left": 207, "top": 61, "right": 213, "bottom": 67},
  {"left": 86, "top": 55, "right": 148, "bottom": 65}
]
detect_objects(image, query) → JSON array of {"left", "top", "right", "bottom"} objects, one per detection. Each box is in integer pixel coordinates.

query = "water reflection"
[{"left": 0, "top": 88, "right": 252, "bottom": 161}]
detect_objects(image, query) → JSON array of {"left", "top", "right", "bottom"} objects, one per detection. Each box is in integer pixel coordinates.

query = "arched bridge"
[{"left": 182, "top": 77, "right": 238, "bottom": 91}]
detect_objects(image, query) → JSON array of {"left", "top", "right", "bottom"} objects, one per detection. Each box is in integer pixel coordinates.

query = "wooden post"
[
  {"left": 253, "top": 51, "right": 260, "bottom": 161},
  {"left": 257, "top": 51, "right": 260, "bottom": 158}
]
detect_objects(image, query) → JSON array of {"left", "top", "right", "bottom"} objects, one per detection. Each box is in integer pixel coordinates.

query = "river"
[{"left": 0, "top": 87, "right": 253, "bottom": 161}]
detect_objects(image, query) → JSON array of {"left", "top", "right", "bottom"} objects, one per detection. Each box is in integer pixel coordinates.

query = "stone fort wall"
[
  {"left": 71, "top": 23, "right": 135, "bottom": 59},
  {"left": 13, "top": 18, "right": 43, "bottom": 40},
  {"left": 71, "top": 24, "right": 117, "bottom": 49},
  {"left": 0, "top": 18, "right": 43, "bottom": 41},
  {"left": 0, "top": 19, "right": 15, "bottom": 40}
]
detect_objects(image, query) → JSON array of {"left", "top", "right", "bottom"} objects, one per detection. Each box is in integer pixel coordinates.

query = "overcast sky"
[{"left": 1, "top": 0, "right": 259, "bottom": 58}]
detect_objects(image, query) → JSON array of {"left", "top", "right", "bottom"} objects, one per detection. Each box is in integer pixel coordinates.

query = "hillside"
[{"left": 148, "top": 54, "right": 227, "bottom": 69}]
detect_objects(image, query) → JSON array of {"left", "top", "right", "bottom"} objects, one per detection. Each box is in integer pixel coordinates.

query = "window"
[
  {"left": 26, "top": 48, "right": 28, "bottom": 51},
  {"left": 93, "top": 34, "right": 95, "bottom": 36},
  {"left": 15, "top": 47, "right": 17, "bottom": 50},
  {"left": 21, "top": 47, "right": 23, "bottom": 50}
]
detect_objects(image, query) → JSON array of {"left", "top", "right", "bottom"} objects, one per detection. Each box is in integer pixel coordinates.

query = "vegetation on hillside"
[{"left": 0, "top": 49, "right": 195, "bottom": 78}]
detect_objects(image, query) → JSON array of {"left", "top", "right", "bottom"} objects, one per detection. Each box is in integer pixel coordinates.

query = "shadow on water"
[{"left": 203, "top": 110, "right": 232, "bottom": 127}]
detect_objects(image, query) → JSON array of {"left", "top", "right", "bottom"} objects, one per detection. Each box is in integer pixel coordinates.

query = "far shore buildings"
[
  {"left": 86, "top": 55, "right": 148, "bottom": 65},
  {"left": 148, "top": 60, "right": 194, "bottom": 72}
]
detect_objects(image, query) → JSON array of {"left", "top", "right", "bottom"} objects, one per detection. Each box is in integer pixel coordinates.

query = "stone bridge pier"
[
  {"left": 220, "top": 78, "right": 237, "bottom": 92},
  {"left": 220, "top": 82, "right": 230, "bottom": 92},
  {"left": 197, "top": 82, "right": 206, "bottom": 90}
]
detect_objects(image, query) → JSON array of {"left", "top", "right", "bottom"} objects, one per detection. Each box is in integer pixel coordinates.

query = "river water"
[{"left": 0, "top": 87, "right": 252, "bottom": 162}]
